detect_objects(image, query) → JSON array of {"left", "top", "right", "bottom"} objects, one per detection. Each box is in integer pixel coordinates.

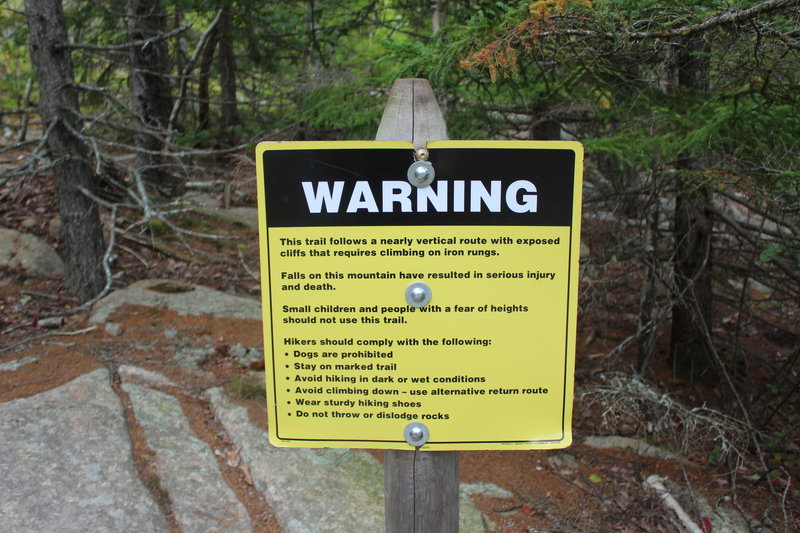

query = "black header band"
[{"left": 262, "top": 146, "right": 576, "bottom": 227}]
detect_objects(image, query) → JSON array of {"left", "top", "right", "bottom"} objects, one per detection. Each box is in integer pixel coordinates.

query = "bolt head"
[
  {"left": 404, "top": 422, "right": 429, "bottom": 446},
  {"left": 412, "top": 165, "right": 430, "bottom": 183},
  {"left": 405, "top": 282, "right": 432, "bottom": 308},
  {"left": 409, "top": 286, "right": 426, "bottom": 303},
  {"left": 407, "top": 161, "right": 434, "bottom": 187}
]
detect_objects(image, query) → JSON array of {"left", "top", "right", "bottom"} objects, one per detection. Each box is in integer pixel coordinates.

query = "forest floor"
[{"left": 1, "top": 168, "right": 797, "bottom": 532}]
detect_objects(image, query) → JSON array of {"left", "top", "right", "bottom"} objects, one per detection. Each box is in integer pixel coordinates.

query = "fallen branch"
[
  {"left": 238, "top": 246, "right": 260, "bottom": 282},
  {"left": 0, "top": 326, "right": 98, "bottom": 354},
  {"left": 643, "top": 475, "right": 703, "bottom": 533},
  {"left": 117, "top": 229, "right": 205, "bottom": 265},
  {"left": 580, "top": 373, "right": 752, "bottom": 461}
]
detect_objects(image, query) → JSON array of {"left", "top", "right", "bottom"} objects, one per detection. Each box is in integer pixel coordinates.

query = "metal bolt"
[
  {"left": 407, "top": 161, "right": 435, "bottom": 188},
  {"left": 404, "top": 422, "right": 429, "bottom": 446},
  {"left": 415, "top": 147, "right": 429, "bottom": 161},
  {"left": 405, "top": 282, "right": 431, "bottom": 308},
  {"left": 409, "top": 286, "right": 426, "bottom": 303},
  {"left": 413, "top": 165, "right": 430, "bottom": 183}
]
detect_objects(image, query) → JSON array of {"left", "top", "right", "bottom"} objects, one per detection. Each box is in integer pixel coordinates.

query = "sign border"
[{"left": 255, "top": 140, "right": 583, "bottom": 450}]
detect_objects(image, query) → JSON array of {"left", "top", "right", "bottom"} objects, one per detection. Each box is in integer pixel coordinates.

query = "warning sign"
[{"left": 256, "top": 140, "right": 583, "bottom": 450}]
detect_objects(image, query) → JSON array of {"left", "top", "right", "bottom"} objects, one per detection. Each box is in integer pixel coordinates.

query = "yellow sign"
[{"left": 256, "top": 140, "right": 583, "bottom": 450}]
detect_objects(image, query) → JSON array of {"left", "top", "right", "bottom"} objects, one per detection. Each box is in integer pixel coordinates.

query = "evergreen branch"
[
  {"left": 551, "top": 0, "right": 800, "bottom": 40},
  {"left": 545, "top": 0, "right": 800, "bottom": 40},
  {"left": 652, "top": 0, "right": 800, "bottom": 39},
  {"left": 465, "top": 0, "right": 800, "bottom": 71}
]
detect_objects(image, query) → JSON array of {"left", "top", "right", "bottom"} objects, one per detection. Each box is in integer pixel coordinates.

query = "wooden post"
[{"left": 376, "top": 78, "right": 459, "bottom": 533}]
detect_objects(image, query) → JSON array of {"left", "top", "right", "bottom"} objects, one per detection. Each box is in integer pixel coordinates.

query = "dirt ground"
[{"left": 1, "top": 171, "right": 797, "bottom": 532}]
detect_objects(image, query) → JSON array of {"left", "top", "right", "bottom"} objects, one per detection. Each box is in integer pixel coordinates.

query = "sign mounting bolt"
[
  {"left": 405, "top": 282, "right": 431, "bottom": 307},
  {"left": 404, "top": 422, "right": 429, "bottom": 447},
  {"left": 407, "top": 160, "right": 435, "bottom": 188}
]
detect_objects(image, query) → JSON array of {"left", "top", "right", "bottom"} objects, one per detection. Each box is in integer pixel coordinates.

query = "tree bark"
[
  {"left": 24, "top": 0, "right": 106, "bottom": 301},
  {"left": 637, "top": 175, "right": 661, "bottom": 375},
  {"left": 198, "top": 26, "right": 218, "bottom": 132},
  {"left": 669, "top": 36, "right": 717, "bottom": 383},
  {"left": 530, "top": 103, "right": 561, "bottom": 140},
  {"left": 217, "top": 6, "right": 239, "bottom": 146},
  {"left": 128, "top": 0, "right": 175, "bottom": 194}
]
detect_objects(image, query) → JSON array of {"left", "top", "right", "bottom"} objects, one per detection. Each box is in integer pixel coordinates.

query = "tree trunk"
[
  {"left": 530, "top": 102, "right": 561, "bottom": 140},
  {"left": 637, "top": 174, "right": 661, "bottom": 375},
  {"left": 24, "top": 0, "right": 106, "bottom": 301},
  {"left": 217, "top": 6, "right": 239, "bottom": 146},
  {"left": 198, "top": 26, "right": 218, "bottom": 132},
  {"left": 669, "top": 36, "right": 717, "bottom": 383},
  {"left": 128, "top": 0, "right": 176, "bottom": 194}
]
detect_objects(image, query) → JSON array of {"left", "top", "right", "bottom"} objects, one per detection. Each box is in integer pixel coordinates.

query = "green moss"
[
  {"left": 146, "top": 218, "right": 168, "bottom": 237},
  {"left": 226, "top": 378, "right": 266, "bottom": 400}
]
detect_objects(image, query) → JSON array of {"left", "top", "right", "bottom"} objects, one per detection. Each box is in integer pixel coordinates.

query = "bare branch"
[
  {"left": 0, "top": 326, "right": 98, "bottom": 354},
  {"left": 717, "top": 189, "right": 800, "bottom": 236},
  {"left": 16, "top": 78, "right": 34, "bottom": 143},
  {"left": 0, "top": 108, "right": 35, "bottom": 117},
  {"left": 238, "top": 246, "right": 260, "bottom": 282},
  {"left": 0, "top": 117, "right": 59, "bottom": 188},
  {"left": 710, "top": 205, "right": 800, "bottom": 286},
  {"left": 58, "top": 23, "right": 191, "bottom": 52},
  {"left": 654, "top": 0, "right": 800, "bottom": 39},
  {"left": 167, "top": 9, "right": 224, "bottom": 142},
  {"left": 0, "top": 139, "right": 38, "bottom": 156}
]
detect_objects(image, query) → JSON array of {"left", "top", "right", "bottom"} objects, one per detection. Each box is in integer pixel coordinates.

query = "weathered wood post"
[{"left": 377, "top": 78, "right": 460, "bottom": 533}]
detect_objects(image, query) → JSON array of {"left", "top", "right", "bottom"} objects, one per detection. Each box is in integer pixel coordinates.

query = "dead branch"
[
  {"left": 655, "top": 0, "right": 800, "bottom": 39},
  {"left": 117, "top": 229, "right": 204, "bottom": 264},
  {"left": 238, "top": 246, "right": 259, "bottom": 282},
  {"left": 0, "top": 326, "right": 98, "bottom": 354},
  {"left": 58, "top": 23, "right": 191, "bottom": 52},
  {"left": 581, "top": 373, "right": 753, "bottom": 461},
  {"left": 0, "top": 117, "right": 59, "bottom": 188},
  {"left": 577, "top": 0, "right": 797, "bottom": 40},
  {"left": 0, "top": 139, "right": 38, "bottom": 156},
  {"left": 65, "top": 118, "right": 246, "bottom": 157},
  {"left": 711, "top": 205, "right": 800, "bottom": 287},
  {"left": 643, "top": 476, "right": 704, "bottom": 533},
  {"left": 70, "top": 82, "right": 143, "bottom": 122},
  {"left": 16, "top": 78, "right": 34, "bottom": 143},
  {"left": 717, "top": 188, "right": 800, "bottom": 236},
  {"left": 0, "top": 108, "right": 35, "bottom": 117},
  {"left": 97, "top": 204, "right": 117, "bottom": 296},
  {"left": 157, "top": 215, "right": 243, "bottom": 241},
  {"left": 115, "top": 241, "right": 149, "bottom": 268},
  {"left": 167, "top": 8, "right": 224, "bottom": 142}
]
